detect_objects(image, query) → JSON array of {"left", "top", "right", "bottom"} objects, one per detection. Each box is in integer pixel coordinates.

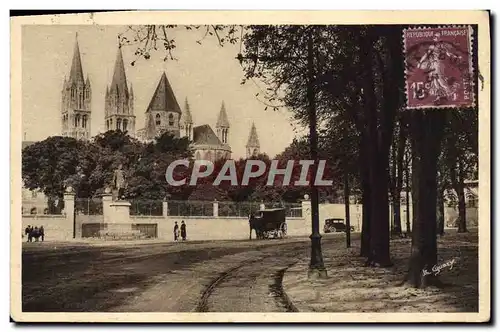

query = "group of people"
[
  {"left": 24, "top": 225, "right": 44, "bottom": 242},
  {"left": 173, "top": 221, "right": 187, "bottom": 242}
]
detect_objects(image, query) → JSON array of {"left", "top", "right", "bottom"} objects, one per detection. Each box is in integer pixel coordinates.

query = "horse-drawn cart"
[{"left": 249, "top": 208, "right": 287, "bottom": 240}]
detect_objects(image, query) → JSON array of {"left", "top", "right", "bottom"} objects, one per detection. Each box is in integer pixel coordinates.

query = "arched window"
[
  {"left": 110, "top": 119, "right": 113, "bottom": 129},
  {"left": 106, "top": 120, "right": 109, "bottom": 130},
  {"left": 123, "top": 119, "right": 128, "bottom": 132},
  {"left": 195, "top": 151, "right": 201, "bottom": 160},
  {"left": 30, "top": 207, "right": 37, "bottom": 215},
  {"left": 168, "top": 113, "right": 174, "bottom": 126},
  {"left": 117, "top": 118, "right": 122, "bottom": 131},
  {"left": 205, "top": 151, "right": 212, "bottom": 161},
  {"left": 253, "top": 148, "right": 258, "bottom": 156},
  {"left": 82, "top": 115, "right": 87, "bottom": 128},
  {"left": 155, "top": 114, "right": 161, "bottom": 126}
]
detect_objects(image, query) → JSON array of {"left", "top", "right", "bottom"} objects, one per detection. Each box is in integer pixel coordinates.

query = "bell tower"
[
  {"left": 61, "top": 33, "right": 91, "bottom": 140},
  {"left": 104, "top": 45, "right": 136, "bottom": 136},
  {"left": 216, "top": 101, "right": 230, "bottom": 145}
]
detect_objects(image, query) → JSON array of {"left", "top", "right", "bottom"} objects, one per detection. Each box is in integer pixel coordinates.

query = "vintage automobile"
[
  {"left": 323, "top": 218, "right": 355, "bottom": 233},
  {"left": 248, "top": 208, "right": 287, "bottom": 240}
]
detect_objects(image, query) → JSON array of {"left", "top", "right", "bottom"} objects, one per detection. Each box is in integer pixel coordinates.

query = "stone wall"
[
  {"left": 25, "top": 194, "right": 478, "bottom": 242},
  {"left": 444, "top": 207, "right": 479, "bottom": 228},
  {"left": 22, "top": 215, "right": 72, "bottom": 241},
  {"left": 162, "top": 216, "right": 308, "bottom": 241}
]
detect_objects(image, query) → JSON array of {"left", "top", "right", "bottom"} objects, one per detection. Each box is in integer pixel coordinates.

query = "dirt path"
[{"left": 23, "top": 236, "right": 338, "bottom": 312}]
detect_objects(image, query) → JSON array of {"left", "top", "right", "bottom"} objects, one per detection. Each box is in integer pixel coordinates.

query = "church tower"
[
  {"left": 143, "top": 72, "right": 182, "bottom": 139},
  {"left": 180, "top": 97, "right": 194, "bottom": 140},
  {"left": 61, "top": 33, "right": 91, "bottom": 140},
  {"left": 246, "top": 122, "right": 260, "bottom": 157},
  {"left": 105, "top": 46, "right": 135, "bottom": 135},
  {"left": 216, "top": 101, "right": 230, "bottom": 145}
]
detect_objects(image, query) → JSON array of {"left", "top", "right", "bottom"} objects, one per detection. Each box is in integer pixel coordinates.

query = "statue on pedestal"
[{"left": 112, "top": 164, "right": 127, "bottom": 201}]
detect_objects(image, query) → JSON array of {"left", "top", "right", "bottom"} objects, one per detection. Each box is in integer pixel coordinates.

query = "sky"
[{"left": 21, "top": 25, "right": 303, "bottom": 158}]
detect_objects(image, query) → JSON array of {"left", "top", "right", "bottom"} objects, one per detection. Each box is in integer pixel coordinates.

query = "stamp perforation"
[{"left": 403, "top": 25, "right": 476, "bottom": 110}]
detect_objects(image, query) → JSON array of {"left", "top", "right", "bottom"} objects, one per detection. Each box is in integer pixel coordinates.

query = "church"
[{"left": 59, "top": 34, "right": 261, "bottom": 162}]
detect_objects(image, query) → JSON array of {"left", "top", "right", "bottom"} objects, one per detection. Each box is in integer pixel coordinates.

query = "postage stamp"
[
  {"left": 9, "top": 11, "right": 490, "bottom": 324},
  {"left": 403, "top": 26, "right": 474, "bottom": 109}
]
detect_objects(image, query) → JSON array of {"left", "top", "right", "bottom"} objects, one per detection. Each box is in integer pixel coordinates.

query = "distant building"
[
  {"left": 61, "top": 33, "right": 92, "bottom": 140},
  {"left": 52, "top": 35, "right": 265, "bottom": 161},
  {"left": 136, "top": 71, "right": 233, "bottom": 161}
]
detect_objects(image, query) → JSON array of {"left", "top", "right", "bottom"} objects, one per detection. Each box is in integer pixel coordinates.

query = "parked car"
[{"left": 323, "top": 218, "right": 355, "bottom": 233}]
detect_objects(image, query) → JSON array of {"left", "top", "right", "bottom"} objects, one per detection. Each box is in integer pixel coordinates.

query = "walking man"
[
  {"left": 180, "top": 220, "right": 187, "bottom": 241},
  {"left": 39, "top": 225, "right": 45, "bottom": 242},
  {"left": 173, "top": 221, "right": 179, "bottom": 242},
  {"left": 33, "top": 226, "right": 40, "bottom": 242},
  {"left": 27, "top": 226, "right": 33, "bottom": 243}
]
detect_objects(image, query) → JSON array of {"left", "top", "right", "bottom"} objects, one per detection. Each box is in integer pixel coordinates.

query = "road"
[{"left": 22, "top": 234, "right": 346, "bottom": 312}]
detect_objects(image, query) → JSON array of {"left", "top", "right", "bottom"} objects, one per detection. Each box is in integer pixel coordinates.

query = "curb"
[{"left": 279, "top": 262, "right": 301, "bottom": 312}]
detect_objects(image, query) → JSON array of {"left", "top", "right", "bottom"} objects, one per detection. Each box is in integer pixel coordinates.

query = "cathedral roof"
[
  {"left": 146, "top": 72, "right": 182, "bottom": 114},
  {"left": 110, "top": 46, "right": 129, "bottom": 95},
  {"left": 68, "top": 34, "right": 85, "bottom": 86},
  {"left": 182, "top": 97, "right": 193, "bottom": 124},
  {"left": 216, "top": 101, "right": 230, "bottom": 128},
  {"left": 192, "top": 125, "right": 223, "bottom": 146},
  {"left": 246, "top": 122, "right": 260, "bottom": 148}
]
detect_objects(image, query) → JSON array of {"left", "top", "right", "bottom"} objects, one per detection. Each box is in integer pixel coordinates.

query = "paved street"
[{"left": 22, "top": 234, "right": 347, "bottom": 312}]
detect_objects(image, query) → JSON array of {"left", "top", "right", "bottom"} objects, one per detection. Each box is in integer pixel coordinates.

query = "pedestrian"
[
  {"left": 39, "top": 225, "right": 45, "bottom": 242},
  {"left": 180, "top": 220, "right": 187, "bottom": 241},
  {"left": 33, "top": 226, "right": 40, "bottom": 242},
  {"left": 27, "top": 226, "right": 33, "bottom": 243},
  {"left": 25, "top": 225, "right": 31, "bottom": 242},
  {"left": 173, "top": 221, "right": 179, "bottom": 242}
]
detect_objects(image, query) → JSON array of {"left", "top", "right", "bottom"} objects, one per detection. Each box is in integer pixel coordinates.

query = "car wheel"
[{"left": 332, "top": 227, "right": 336, "bottom": 233}]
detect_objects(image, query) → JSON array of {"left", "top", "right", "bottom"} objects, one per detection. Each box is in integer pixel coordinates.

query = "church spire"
[
  {"left": 110, "top": 46, "right": 128, "bottom": 94},
  {"left": 246, "top": 122, "right": 260, "bottom": 157},
  {"left": 68, "top": 33, "right": 85, "bottom": 85},
  {"left": 216, "top": 101, "right": 230, "bottom": 144},
  {"left": 183, "top": 97, "right": 193, "bottom": 124},
  {"left": 216, "top": 101, "right": 230, "bottom": 128},
  {"left": 246, "top": 122, "right": 260, "bottom": 148}
]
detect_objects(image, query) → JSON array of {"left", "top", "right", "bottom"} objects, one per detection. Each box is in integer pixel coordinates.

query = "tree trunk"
[
  {"left": 369, "top": 156, "right": 392, "bottom": 266},
  {"left": 393, "top": 119, "right": 407, "bottom": 235},
  {"left": 360, "top": 158, "right": 371, "bottom": 257},
  {"left": 405, "top": 150, "right": 411, "bottom": 234},
  {"left": 390, "top": 144, "right": 398, "bottom": 234},
  {"left": 393, "top": 197, "right": 402, "bottom": 235},
  {"left": 450, "top": 161, "right": 468, "bottom": 233},
  {"left": 436, "top": 187, "right": 445, "bottom": 236},
  {"left": 455, "top": 184, "right": 468, "bottom": 232},
  {"left": 406, "top": 110, "right": 445, "bottom": 288},
  {"left": 344, "top": 171, "right": 351, "bottom": 248}
]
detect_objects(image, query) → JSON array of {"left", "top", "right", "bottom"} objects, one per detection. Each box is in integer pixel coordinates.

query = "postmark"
[{"left": 403, "top": 26, "right": 475, "bottom": 109}]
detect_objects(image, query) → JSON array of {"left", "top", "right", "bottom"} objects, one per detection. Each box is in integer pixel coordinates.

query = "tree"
[
  {"left": 22, "top": 136, "right": 84, "bottom": 210},
  {"left": 441, "top": 110, "right": 478, "bottom": 232},
  {"left": 89, "top": 130, "right": 145, "bottom": 197},
  {"left": 405, "top": 110, "right": 446, "bottom": 288},
  {"left": 389, "top": 114, "right": 409, "bottom": 236},
  {"left": 127, "top": 131, "right": 193, "bottom": 200}
]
